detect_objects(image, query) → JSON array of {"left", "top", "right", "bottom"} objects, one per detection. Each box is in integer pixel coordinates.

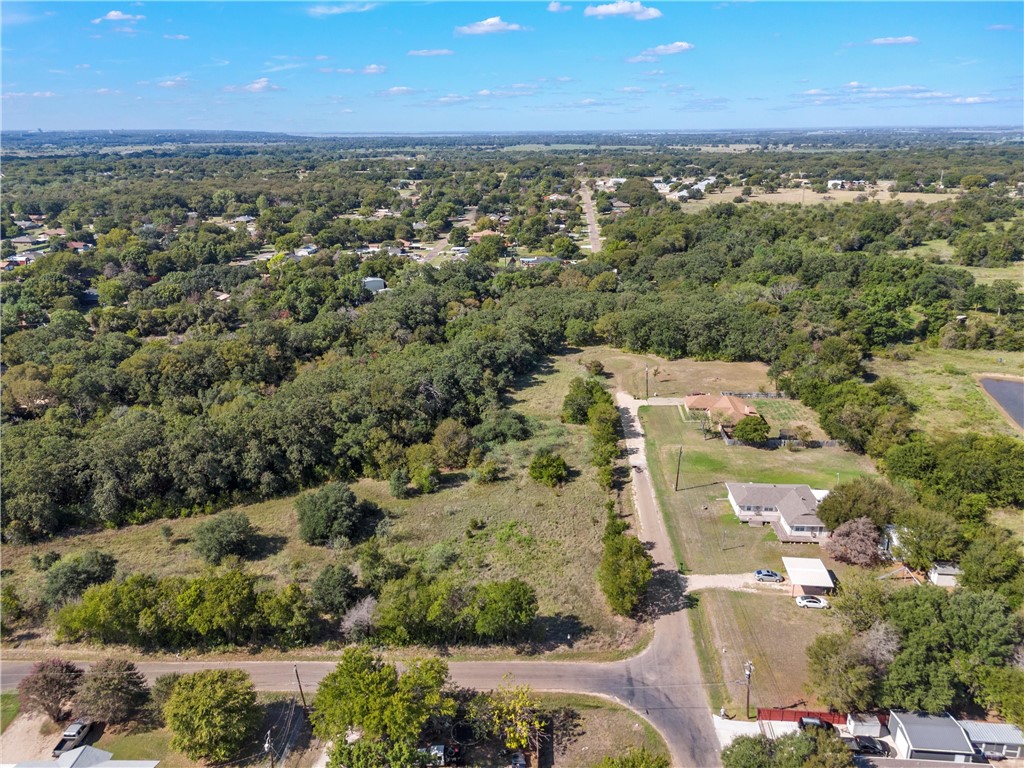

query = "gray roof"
[
  {"left": 958, "top": 720, "right": 1024, "bottom": 746},
  {"left": 726, "top": 483, "right": 826, "bottom": 529},
  {"left": 14, "top": 746, "right": 160, "bottom": 768},
  {"left": 890, "top": 712, "right": 974, "bottom": 754}
]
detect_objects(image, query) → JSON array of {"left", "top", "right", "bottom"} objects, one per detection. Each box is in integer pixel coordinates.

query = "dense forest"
[{"left": 1, "top": 136, "right": 1022, "bottom": 716}]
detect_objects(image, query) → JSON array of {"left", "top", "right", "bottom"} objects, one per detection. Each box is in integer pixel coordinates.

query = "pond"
[{"left": 980, "top": 377, "right": 1024, "bottom": 430}]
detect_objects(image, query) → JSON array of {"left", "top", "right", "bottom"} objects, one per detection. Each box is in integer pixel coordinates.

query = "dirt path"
[{"left": 0, "top": 712, "right": 56, "bottom": 761}]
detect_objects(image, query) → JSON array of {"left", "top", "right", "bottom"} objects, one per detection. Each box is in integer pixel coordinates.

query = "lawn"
[
  {"left": 1, "top": 354, "right": 639, "bottom": 659},
  {"left": 638, "top": 402, "right": 873, "bottom": 714},
  {"left": 866, "top": 346, "right": 1023, "bottom": 436},
  {"left": 1, "top": 693, "right": 20, "bottom": 734}
]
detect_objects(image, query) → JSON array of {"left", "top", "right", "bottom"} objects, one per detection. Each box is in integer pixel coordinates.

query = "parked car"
[
  {"left": 853, "top": 736, "right": 891, "bottom": 756},
  {"left": 754, "top": 569, "right": 783, "bottom": 582},
  {"left": 798, "top": 716, "right": 833, "bottom": 732},
  {"left": 52, "top": 720, "right": 91, "bottom": 757},
  {"left": 795, "top": 595, "right": 830, "bottom": 609}
]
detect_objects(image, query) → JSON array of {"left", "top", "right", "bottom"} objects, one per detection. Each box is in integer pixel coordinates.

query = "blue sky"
[{"left": 2, "top": 2, "right": 1021, "bottom": 132}]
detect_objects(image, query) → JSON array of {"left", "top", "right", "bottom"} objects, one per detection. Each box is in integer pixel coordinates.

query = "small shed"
[
  {"left": 847, "top": 713, "right": 885, "bottom": 738},
  {"left": 957, "top": 719, "right": 1024, "bottom": 759},
  {"left": 362, "top": 276, "right": 387, "bottom": 293},
  {"left": 928, "top": 563, "right": 962, "bottom": 587},
  {"left": 781, "top": 557, "right": 835, "bottom": 595}
]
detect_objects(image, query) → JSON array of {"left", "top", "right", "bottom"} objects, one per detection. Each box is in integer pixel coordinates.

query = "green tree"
[
  {"left": 148, "top": 673, "right": 182, "bottom": 726},
  {"left": 312, "top": 648, "right": 455, "bottom": 754},
  {"left": 528, "top": 450, "right": 569, "bottom": 488},
  {"left": 732, "top": 416, "right": 770, "bottom": 443},
  {"left": 959, "top": 526, "right": 1024, "bottom": 608},
  {"left": 431, "top": 418, "right": 475, "bottom": 469},
  {"left": 721, "top": 734, "right": 774, "bottom": 768},
  {"left": 18, "top": 658, "right": 84, "bottom": 722},
  {"left": 164, "top": 670, "right": 260, "bottom": 762},
  {"left": 192, "top": 511, "right": 259, "bottom": 565},
  {"left": 816, "top": 477, "right": 909, "bottom": 531},
  {"left": 296, "top": 482, "right": 363, "bottom": 546},
  {"left": 805, "top": 632, "right": 878, "bottom": 712},
  {"left": 474, "top": 579, "right": 538, "bottom": 643},
  {"left": 388, "top": 467, "right": 411, "bottom": 499},
  {"left": 73, "top": 658, "right": 149, "bottom": 725},
  {"left": 599, "top": 529, "right": 653, "bottom": 616},
  {"left": 311, "top": 564, "right": 357, "bottom": 619},
  {"left": 448, "top": 226, "right": 470, "bottom": 247},
  {"left": 485, "top": 681, "right": 546, "bottom": 752},
  {"left": 43, "top": 550, "right": 118, "bottom": 606}
]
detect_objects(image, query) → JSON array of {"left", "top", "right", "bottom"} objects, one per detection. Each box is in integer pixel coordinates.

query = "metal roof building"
[
  {"left": 889, "top": 712, "right": 974, "bottom": 762},
  {"left": 958, "top": 720, "right": 1024, "bottom": 759}
]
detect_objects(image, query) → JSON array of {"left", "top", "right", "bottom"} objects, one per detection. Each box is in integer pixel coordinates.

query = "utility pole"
[
  {"left": 294, "top": 664, "right": 308, "bottom": 710},
  {"left": 264, "top": 730, "right": 275, "bottom": 768},
  {"left": 645, "top": 364, "right": 649, "bottom": 400},
  {"left": 674, "top": 446, "right": 683, "bottom": 491},
  {"left": 743, "top": 660, "right": 754, "bottom": 720}
]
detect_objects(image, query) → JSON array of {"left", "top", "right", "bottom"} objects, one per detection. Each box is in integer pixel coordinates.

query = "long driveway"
[
  {"left": 0, "top": 394, "right": 722, "bottom": 766},
  {"left": 578, "top": 182, "right": 603, "bottom": 254}
]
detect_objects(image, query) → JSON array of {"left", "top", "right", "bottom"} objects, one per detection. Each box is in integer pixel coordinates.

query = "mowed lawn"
[
  {"left": 866, "top": 346, "right": 1023, "bottom": 436},
  {"left": 1, "top": 354, "right": 638, "bottom": 658},
  {"left": 639, "top": 403, "right": 873, "bottom": 713}
]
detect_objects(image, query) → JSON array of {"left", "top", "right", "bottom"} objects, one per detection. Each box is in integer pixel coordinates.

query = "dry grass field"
[
  {"left": 866, "top": 346, "right": 1023, "bottom": 436},
  {"left": 677, "top": 186, "right": 956, "bottom": 213},
  {"left": 0, "top": 354, "right": 642, "bottom": 660},
  {"left": 892, "top": 237, "right": 1024, "bottom": 291}
]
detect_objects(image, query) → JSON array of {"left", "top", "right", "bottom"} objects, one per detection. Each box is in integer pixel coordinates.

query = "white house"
[{"left": 725, "top": 483, "right": 830, "bottom": 541}]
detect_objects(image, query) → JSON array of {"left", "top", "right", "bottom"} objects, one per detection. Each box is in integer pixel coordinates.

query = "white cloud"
[
  {"left": 455, "top": 16, "right": 526, "bottom": 35},
  {"left": 619, "top": 86, "right": 646, "bottom": 93},
  {"left": 315, "top": 55, "right": 329, "bottom": 61},
  {"left": 626, "top": 54, "right": 658, "bottom": 63},
  {"left": 547, "top": 2, "right": 572, "bottom": 11},
  {"left": 986, "top": 24, "right": 1016, "bottom": 31},
  {"left": 383, "top": 86, "right": 414, "bottom": 95},
  {"left": 91, "top": 10, "right": 144, "bottom": 24},
  {"left": 436, "top": 93, "right": 470, "bottom": 104},
  {"left": 95, "top": 88, "right": 121, "bottom": 95},
  {"left": 3, "top": 91, "right": 58, "bottom": 99},
  {"left": 910, "top": 91, "right": 953, "bottom": 99},
  {"left": 362, "top": 63, "right": 386, "bottom": 74},
  {"left": 224, "top": 77, "right": 283, "bottom": 93},
  {"left": 321, "top": 67, "right": 356, "bottom": 74},
  {"left": 951, "top": 95, "right": 996, "bottom": 104},
  {"left": 556, "top": 76, "right": 573, "bottom": 82},
  {"left": 158, "top": 77, "right": 189, "bottom": 88},
  {"left": 264, "top": 62, "right": 305, "bottom": 73},
  {"left": 870, "top": 36, "right": 919, "bottom": 45},
  {"left": 307, "top": 4, "right": 376, "bottom": 17},
  {"left": 643, "top": 41, "right": 694, "bottom": 55},
  {"left": 801, "top": 88, "right": 824, "bottom": 95},
  {"left": 584, "top": 1, "right": 661, "bottom": 20},
  {"left": 163, "top": 34, "right": 189, "bottom": 40},
  {"left": 408, "top": 49, "right": 454, "bottom": 56}
]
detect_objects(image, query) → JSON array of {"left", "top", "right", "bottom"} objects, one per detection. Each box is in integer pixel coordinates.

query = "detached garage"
[
  {"left": 958, "top": 720, "right": 1024, "bottom": 759},
  {"left": 890, "top": 712, "right": 975, "bottom": 762}
]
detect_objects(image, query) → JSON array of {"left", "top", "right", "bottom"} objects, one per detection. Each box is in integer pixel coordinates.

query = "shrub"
[
  {"left": 598, "top": 510, "right": 653, "bottom": 616},
  {"left": 296, "top": 482, "right": 362, "bottom": 546},
  {"left": 18, "top": 658, "right": 84, "bottom": 721},
  {"left": 43, "top": 550, "right": 117, "bottom": 606},
  {"left": 149, "top": 673, "right": 182, "bottom": 726},
  {"left": 431, "top": 418, "right": 475, "bottom": 469},
  {"left": 73, "top": 658, "right": 149, "bottom": 725},
  {"left": 311, "top": 564, "right": 357, "bottom": 619},
  {"left": 473, "top": 460, "right": 501, "bottom": 484},
  {"left": 528, "top": 450, "right": 569, "bottom": 488},
  {"left": 824, "top": 517, "right": 884, "bottom": 566},
  {"left": 192, "top": 511, "right": 258, "bottom": 565},
  {"left": 732, "top": 416, "right": 770, "bottom": 443},
  {"left": 388, "top": 467, "right": 411, "bottom": 499}
]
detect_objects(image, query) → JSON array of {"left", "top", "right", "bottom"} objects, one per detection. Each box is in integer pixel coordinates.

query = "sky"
[{"left": 2, "top": 1, "right": 1022, "bottom": 132}]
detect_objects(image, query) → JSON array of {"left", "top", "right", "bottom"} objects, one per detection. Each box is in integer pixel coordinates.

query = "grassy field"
[
  {"left": 94, "top": 727, "right": 200, "bottom": 768},
  {"left": 892, "top": 238, "right": 1024, "bottom": 290},
  {"left": 638, "top": 401, "right": 873, "bottom": 713},
  {"left": 1, "top": 693, "right": 19, "bottom": 734},
  {"left": 675, "top": 187, "right": 956, "bottom": 213},
  {"left": 1, "top": 355, "right": 639, "bottom": 658},
  {"left": 866, "top": 346, "right": 1023, "bottom": 436}
]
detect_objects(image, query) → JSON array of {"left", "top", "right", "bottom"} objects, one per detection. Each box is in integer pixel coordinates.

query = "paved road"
[
  {"left": 0, "top": 394, "right": 722, "bottom": 766},
  {"left": 579, "top": 182, "right": 603, "bottom": 254}
]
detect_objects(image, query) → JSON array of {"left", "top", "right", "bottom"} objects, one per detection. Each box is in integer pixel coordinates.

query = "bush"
[
  {"left": 561, "top": 377, "right": 608, "bottom": 424},
  {"left": 149, "top": 673, "right": 182, "bottom": 726},
  {"left": 73, "top": 658, "right": 149, "bottom": 725},
  {"left": 732, "top": 416, "right": 770, "bottom": 443},
  {"left": 192, "top": 511, "right": 258, "bottom": 565},
  {"left": 599, "top": 525, "right": 653, "bottom": 616},
  {"left": 43, "top": 550, "right": 117, "bottom": 606},
  {"left": 388, "top": 467, "right": 411, "bottom": 499},
  {"left": 474, "top": 579, "right": 538, "bottom": 643},
  {"left": 528, "top": 450, "right": 569, "bottom": 488},
  {"left": 164, "top": 670, "right": 261, "bottom": 762},
  {"left": 296, "top": 482, "right": 362, "bottom": 546},
  {"left": 473, "top": 459, "right": 501, "bottom": 484},
  {"left": 431, "top": 418, "right": 475, "bottom": 469},
  {"left": 18, "top": 658, "right": 84, "bottom": 721},
  {"left": 472, "top": 408, "right": 531, "bottom": 444},
  {"left": 824, "top": 517, "right": 884, "bottom": 566},
  {"left": 311, "top": 564, "right": 357, "bottom": 619}
]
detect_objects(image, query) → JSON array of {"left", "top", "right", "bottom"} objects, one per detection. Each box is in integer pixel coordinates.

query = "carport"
[{"left": 781, "top": 557, "right": 835, "bottom": 596}]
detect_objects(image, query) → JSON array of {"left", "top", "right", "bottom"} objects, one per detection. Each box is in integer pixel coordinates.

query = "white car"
[{"left": 795, "top": 595, "right": 830, "bottom": 609}]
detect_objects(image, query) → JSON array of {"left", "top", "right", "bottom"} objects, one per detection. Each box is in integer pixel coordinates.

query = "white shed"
[
  {"left": 847, "top": 713, "right": 884, "bottom": 738},
  {"left": 362, "top": 276, "right": 387, "bottom": 293},
  {"left": 928, "top": 563, "right": 962, "bottom": 587},
  {"left": 781, "top": 557, "right": 835, "bottom": 595}
]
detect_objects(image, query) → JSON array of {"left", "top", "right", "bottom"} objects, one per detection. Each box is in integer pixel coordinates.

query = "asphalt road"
[{"left": 0, "top": 394, "right": 722, "bottom": 766}]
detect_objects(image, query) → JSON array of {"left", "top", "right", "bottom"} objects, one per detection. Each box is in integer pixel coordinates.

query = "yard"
[
  {"left": 866, "top": 346, "right": 1023, "bottom": 436},
  {"left": 638, "top": 402, "right": 874, "bottom": 714},
  {"left": 0, "top": 354, "right": 641, "bottom": 660}
]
